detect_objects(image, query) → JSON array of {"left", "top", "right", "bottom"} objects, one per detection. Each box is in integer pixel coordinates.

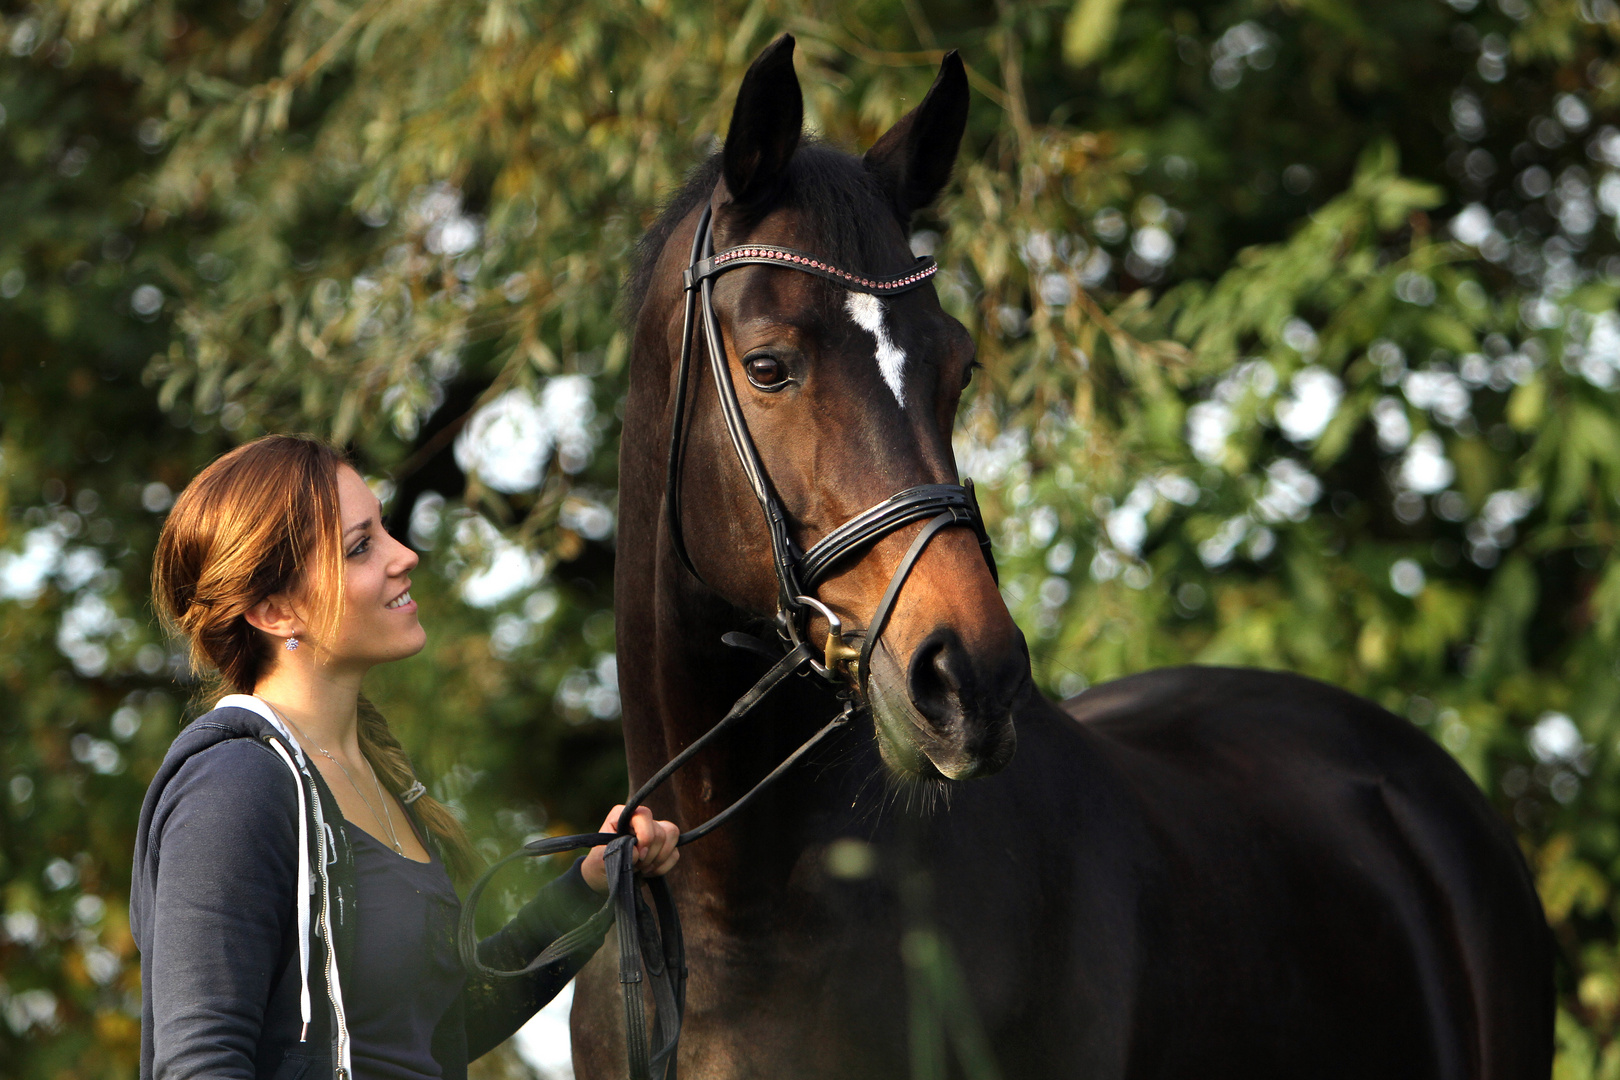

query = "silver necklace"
[{"left": 267, "top": 702, "right": 405, "bottom": 856}]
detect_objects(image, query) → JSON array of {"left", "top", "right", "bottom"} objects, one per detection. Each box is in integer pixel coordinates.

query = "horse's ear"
[
  {"left": 722, "top": 34, "right": 803, "bottom": 209},
  {"left": 863, "top": 51, "right": 970, "bottom": 226}
]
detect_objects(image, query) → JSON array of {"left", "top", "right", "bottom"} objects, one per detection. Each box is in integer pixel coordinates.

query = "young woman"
[{"left": 130, "top": 434, "right": 677, "bottom": 1080}]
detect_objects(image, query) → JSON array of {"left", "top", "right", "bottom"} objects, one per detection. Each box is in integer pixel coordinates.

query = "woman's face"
[{"left": 321, "top": 465, "right": 426, "bottom": 668}]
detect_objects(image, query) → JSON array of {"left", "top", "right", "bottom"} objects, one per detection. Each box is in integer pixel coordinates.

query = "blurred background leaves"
[{"left": 3, "top": 0, "right": 1620, "bottom": 1075}]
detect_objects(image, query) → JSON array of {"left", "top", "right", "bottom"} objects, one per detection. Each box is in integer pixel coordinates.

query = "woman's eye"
[
  {"left": 745, "top": 355, "right": 788, "bottom": 390},
  {"left": 347, "top": 537, "right": 370, "bottom": 558}
]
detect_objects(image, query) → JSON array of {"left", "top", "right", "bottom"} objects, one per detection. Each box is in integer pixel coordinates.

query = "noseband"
[{"left": 459, "top": 203, "right": 997, "bottom": 1080}]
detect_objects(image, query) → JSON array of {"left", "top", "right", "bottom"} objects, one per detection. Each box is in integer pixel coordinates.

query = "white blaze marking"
[{"left": 844, "top": 292, "right": 907, "bottom": 408}]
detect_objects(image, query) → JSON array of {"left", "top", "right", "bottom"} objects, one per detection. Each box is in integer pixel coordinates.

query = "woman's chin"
[
  {"left": 399, "top": 624, "right": 428, "bottom": 659},
  {"left": 364, "top": 625, "right": 428, "bottom": 666}
]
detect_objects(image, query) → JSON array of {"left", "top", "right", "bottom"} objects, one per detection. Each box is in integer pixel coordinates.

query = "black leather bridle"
[
  {"left": 668, "top": 204, "right": 995, "bottom": 689},
  {"left": 459, "top": 204, "right": 997, "bottom": 1080}
]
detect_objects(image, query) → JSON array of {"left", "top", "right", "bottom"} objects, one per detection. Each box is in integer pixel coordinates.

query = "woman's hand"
[{"left": 581, "top": 805, "right": 680, "bottom": 894}]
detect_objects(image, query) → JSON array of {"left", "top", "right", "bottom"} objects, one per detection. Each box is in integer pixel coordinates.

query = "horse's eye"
[{"left": 745, "top": 354, "right": 789, "bottom": 391}]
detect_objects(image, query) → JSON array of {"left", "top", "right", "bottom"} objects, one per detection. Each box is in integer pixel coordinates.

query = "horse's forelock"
[
  {"left": 623, "top": 141, "right": 909, "bottom": 325},
  {"left": 778, "top": 143, "right": 909, "bottom": 277}
]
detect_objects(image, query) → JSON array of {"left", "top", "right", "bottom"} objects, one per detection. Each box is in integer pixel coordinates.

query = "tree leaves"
[
  {"left": 1062, "top": 0, "right": 1126, "bottom": 69},
  {"left": 6, "top": 0, "right": 1620, "bottom": 1073}
]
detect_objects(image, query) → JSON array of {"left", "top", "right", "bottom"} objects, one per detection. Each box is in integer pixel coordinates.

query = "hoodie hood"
[{"left": 131, "top": 702, "right": 293, "bottom": 942}]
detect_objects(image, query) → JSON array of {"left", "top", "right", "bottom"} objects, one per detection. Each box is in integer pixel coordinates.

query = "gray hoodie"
[{"left": 130, "top": 702, "right": 602, "bottom": 1080}]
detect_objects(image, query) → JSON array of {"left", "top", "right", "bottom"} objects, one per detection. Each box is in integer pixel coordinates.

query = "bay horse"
[{"left": 570, "top": 34, "right": 1552, "bottom": 1079}]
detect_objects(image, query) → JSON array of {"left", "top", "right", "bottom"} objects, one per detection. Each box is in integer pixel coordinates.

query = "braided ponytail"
[{"left": 357, "top": 696, "right": 478, "bottom": 880}]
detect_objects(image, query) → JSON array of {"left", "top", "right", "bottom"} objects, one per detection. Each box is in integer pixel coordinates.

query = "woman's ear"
[{"left": 245, "top": 594, "right": 303, "bottom": 642}]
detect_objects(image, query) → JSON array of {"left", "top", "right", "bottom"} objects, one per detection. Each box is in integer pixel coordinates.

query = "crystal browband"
[{"left": 684, "top": 244, "right": 938, "bottom": 296}]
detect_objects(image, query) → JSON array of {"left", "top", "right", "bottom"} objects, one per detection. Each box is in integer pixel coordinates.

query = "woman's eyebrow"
[{"left": 344, "top": 517, "right": 373, "bottom": 538}]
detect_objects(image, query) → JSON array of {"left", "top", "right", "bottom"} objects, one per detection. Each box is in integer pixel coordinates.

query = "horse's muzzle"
[{"left": 866, "top": 627, "right": 1022, "bottom": 779}]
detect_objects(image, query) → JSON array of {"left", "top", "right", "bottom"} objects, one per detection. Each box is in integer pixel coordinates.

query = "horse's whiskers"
[{"left": 874, "top": 763, "right": 951, "bottom": 818}]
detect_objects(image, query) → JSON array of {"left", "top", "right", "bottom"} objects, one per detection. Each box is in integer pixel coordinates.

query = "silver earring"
[{"left": 285, "top": 636, "right": 299, "bottom": 651}]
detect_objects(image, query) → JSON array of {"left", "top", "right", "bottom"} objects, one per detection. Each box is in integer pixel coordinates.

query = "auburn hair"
[{"left": 151, "top": 434, "right": 478, "bottom": 879}]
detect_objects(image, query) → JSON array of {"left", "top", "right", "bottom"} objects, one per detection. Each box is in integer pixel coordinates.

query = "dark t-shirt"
[{"left": 348, "top": 827, "right": 467, "bottom": 1080}]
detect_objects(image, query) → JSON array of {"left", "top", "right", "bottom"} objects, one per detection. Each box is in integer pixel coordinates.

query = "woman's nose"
[{"left": 388, "top": 531, "right": 420, "bottom": 572}]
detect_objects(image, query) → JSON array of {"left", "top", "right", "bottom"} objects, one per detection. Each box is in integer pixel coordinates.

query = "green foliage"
[{"left": 3, "top": 0, "right": 1620, "bottom": 1075}]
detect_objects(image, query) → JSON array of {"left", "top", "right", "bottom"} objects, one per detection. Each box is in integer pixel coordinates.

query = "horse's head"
[{"left": 639, "top": 35, "right": 1028, "bottom": 781}]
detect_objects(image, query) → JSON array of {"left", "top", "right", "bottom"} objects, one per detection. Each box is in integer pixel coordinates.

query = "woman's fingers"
[
  {"left": 591, "top": 804, "right": 680, "bottom": 880},
  {"left": 638, "top": 818, "right": 678, "bottom": 875},
  {"left": 630, "top": 807, "right": 666, "bottom": 867},
  {"left": 624, "top": 806, "right": 681, "bottom": 877},
  {"left": 646, "top": 819, "right": 680, "bottom": 875},
  {"left": 583, "top": 805, "right": 629, "bottom": 894}
]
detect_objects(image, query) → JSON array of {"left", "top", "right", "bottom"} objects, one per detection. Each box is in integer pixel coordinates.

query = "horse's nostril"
[{"left": 907, "top": 627, "right": 969, "bottom": 732}]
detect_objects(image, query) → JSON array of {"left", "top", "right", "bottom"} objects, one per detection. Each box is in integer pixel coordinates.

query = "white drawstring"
[
  {"left": 306, "top": 778, "right": 353, "bottom": 1078},
  {"left": 219, "top": 693, "right": 351, "bottom": 1068},
  {"left": 264, "top": 737, "right": 313, "bottom": 1041}
]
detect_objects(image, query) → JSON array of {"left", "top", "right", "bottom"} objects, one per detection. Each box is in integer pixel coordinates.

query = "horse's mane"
[
  {"left": 623, "top": 140, "right": 906, "bottom": 324},
  {"left": 623, "top": 154, "right": 724, "bottom": 322}
]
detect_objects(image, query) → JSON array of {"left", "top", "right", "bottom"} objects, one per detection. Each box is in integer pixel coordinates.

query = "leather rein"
[{"left": 458, "top": 204, "right": 997, "bottom": 1080}]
